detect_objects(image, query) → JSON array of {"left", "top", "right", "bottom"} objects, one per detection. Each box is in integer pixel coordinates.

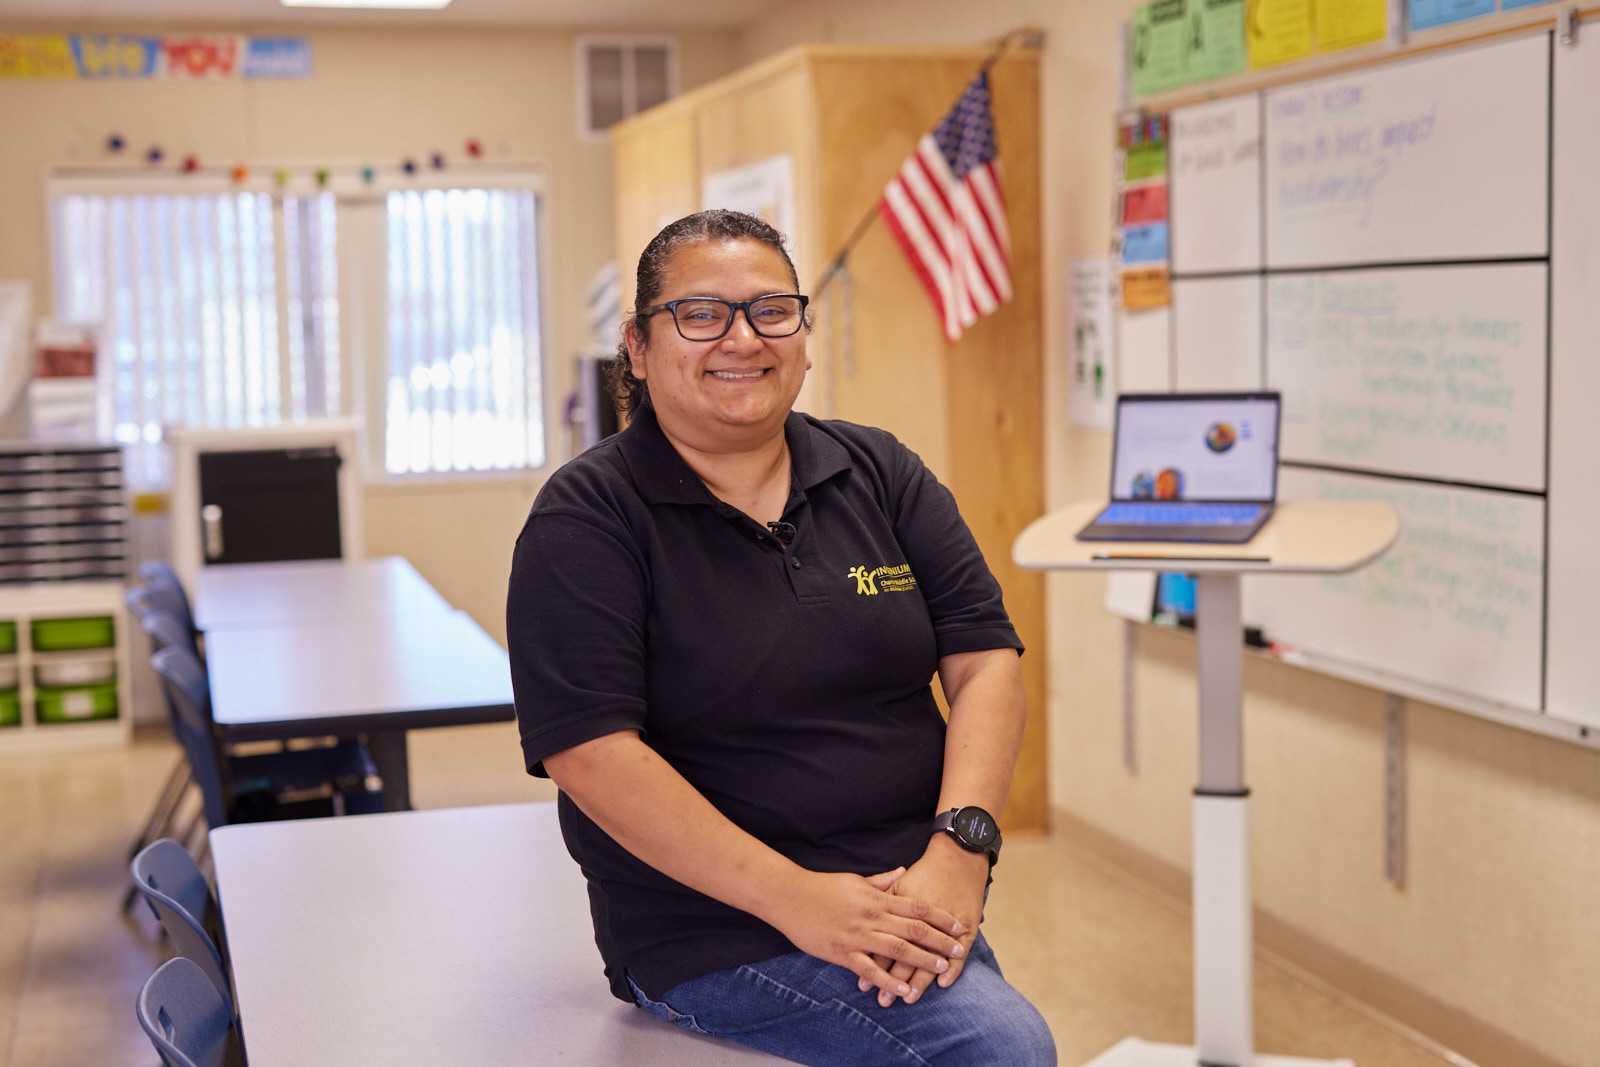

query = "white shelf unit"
[
  {"left": 0, "top": 581, "right": 133, "bottom": 753},
  {"left": 0, "top": 443, "right": 132, "bottom": 753}
]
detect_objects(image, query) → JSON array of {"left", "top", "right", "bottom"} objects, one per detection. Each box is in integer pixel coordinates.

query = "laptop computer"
[{"left": 1077, "top": 391, "right": 1282, "bottom": 544}]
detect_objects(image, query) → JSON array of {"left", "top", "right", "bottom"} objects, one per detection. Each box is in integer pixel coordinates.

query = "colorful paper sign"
[
  {"left": 1316, "top": 0, "right": 1389, "bottom": 51},
  {"left": 1248, "top": 0, "right": 1315, "bottom": 68},
  {"left": 0, "top": 33, "right": 310, "bottom": 79},
  {"left": 1187, "top": 0, "right": 1248, "bottom": 82},
  {"left": 163, "top": 36, "right": 243, "bottom": 79},
  {"left": 0, "top": 35, "right": 76, "bottom": 79},
  {"left": 1122, "top": 183, "right": 1170, "bottom": 225},
  {"left": 1121, "top": 267, "right": 1173, "bottom": 310},
  {"left": 1131, "top": 0, "right": 1247, "bottom": 97},
  {"left": 1131, "top": 0, "right": 1191, "bottom": 95},
  {"left": 244, "top": 37, "right": 313, "bottom": 79},
  {"left": 69, "top": 35, "right": 161, "bottom": 78},
  {"left": 1408, "top": 0, "right": 1495, "bottom": 29},
  {"left": 1125, "top": 142, "right": 1169, "bottom": 182},
  {"left": 1122, "top": 222, "right": 1171, "bottom": 265}
]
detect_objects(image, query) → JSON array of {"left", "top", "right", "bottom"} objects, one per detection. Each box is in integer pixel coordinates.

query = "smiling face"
[{"left": 625, "top": 238, "right": 810, "bottom": 454}]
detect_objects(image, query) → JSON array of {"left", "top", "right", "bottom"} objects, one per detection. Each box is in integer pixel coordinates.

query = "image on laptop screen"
[{"left": 1111, "top": 395, "right": 1280, "bottom": 502}]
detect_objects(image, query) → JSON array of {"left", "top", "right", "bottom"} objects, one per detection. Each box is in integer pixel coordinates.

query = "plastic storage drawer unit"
[
  {"left": 31, "top": 616, "right": 115, "bottom": 652},
  {"left": 35, "top": 682, "right": 118, "bottom": 724}
]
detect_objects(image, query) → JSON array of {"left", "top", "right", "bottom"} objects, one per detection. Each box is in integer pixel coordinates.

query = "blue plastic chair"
[
  {"left": 137, "top": 560, "right": 199, "bottom": 640},
  {"left": 130, "top": 838, "right": 232, "bottom": 1009},
  {"left": 136, "top": 957, "right": 235, "bottom": 1067},
  {"left": 123, "top": 588, "right": 198, "bottom": 877},
  {"left": 150, "top": 641, "right": 384, "bottom": 829}
]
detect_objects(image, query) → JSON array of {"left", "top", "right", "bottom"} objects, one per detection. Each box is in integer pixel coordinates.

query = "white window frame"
[
  {"left": 334, "top": 168, "right": 551, "bottom": 484},
  {"left": 46, "top": 165, "right": 551, "bottom": 487},
  {"left": 46, "top": 168, "right": 345, "bottom": 486},
  {"left": 575, "top": 34, "right": 680, "bottom": 142}
]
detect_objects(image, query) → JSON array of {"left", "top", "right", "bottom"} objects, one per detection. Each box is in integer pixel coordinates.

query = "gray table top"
[
  {"left": 205, "top": 607, "right": 514, "bottom": 739},
  {"left": 210, "top": 803, "right": 780, "bottom": 1067},
  {"left": 193, "top": 556, "right": 449, "bottom": 631}
]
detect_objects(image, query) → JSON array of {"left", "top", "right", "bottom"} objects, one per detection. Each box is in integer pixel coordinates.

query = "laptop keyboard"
[{"left": 1100, "top": 503, "right": 1264, "bottom": 526}]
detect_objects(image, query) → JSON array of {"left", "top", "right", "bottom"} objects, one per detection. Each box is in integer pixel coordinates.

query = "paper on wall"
[
  {"left": 701, "top": 155, "right": 801, "bottom": 282},
  {"left": 1069, "top": 259, "right": 1117, "bottom": 430}
]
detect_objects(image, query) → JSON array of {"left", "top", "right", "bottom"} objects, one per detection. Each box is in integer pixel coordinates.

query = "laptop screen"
[{"left": 1111, "top": 393, "right": 1280, "bottom": 502}]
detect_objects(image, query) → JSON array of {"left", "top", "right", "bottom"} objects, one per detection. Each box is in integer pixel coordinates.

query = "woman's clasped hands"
[{"left": 770, "top": 867, "right": 968, "bottom": 1004}]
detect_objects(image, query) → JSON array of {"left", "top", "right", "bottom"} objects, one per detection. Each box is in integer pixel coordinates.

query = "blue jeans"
[{"left": 627, "top": 934, "right": 1056, "bottom": 1066}]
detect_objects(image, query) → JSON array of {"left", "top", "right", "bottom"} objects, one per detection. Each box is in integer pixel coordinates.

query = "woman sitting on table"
[{"left": 507, "top": 209, "right": 1055, "bottom": 1066}]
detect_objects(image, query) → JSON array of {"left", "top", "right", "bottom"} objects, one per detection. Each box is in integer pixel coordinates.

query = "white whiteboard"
[
  {"left": 1545, "top": 28, "right": 1600, "bottom": 731},
  {"left": 1248, "top": 469, "right": 1544, "bottom": 712},
  {"left": 1264, "top": 34, "right": 1549, "bottom": 268},
  {"left": 1266, "top": 264, "right": 1548, "bottom": 491},
  {"left": 1117, "top": 307, "right": 1172, "bottom": 392},
  {"left": 1174, "top": 276, "right": 1262, "bottom": 390},
  {"left": 1171, "top": 96, "right": 1262, "bottom": 273}
]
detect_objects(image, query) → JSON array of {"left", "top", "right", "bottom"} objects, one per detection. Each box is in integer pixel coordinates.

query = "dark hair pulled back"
[{"left": 609, "top": 209, "right": 803, "bottom": 420}]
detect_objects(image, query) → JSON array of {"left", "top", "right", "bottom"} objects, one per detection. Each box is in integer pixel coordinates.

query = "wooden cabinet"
[{"left": 613, "top": 46, "right": 1047, "bottom": 829}]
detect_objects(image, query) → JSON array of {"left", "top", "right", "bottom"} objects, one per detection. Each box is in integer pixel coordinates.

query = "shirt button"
[{"left": 791, "top": 559, "right": 802, "bottom": 569}]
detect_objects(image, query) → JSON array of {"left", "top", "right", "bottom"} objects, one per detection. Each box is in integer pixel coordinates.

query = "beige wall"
[
  {"left": 0, "top": 22, "right": 743, "bottom": 643},
  {"left": 743, "top": 4, "right": 1600, "bottom": 1067}
]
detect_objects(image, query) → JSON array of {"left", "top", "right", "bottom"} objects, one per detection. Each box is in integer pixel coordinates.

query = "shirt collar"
[{"left": 617, "top": 405, "right": 853, "bottom": 506}]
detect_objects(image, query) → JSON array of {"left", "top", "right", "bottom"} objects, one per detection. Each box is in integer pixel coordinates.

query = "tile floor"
[{"left": 0, "top": 722, "right": 1462, "bottom": 1066}]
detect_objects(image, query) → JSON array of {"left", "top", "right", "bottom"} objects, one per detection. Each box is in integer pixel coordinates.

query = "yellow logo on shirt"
[{"left": 848, "top": 563, "right": 916, "bottom": 596}]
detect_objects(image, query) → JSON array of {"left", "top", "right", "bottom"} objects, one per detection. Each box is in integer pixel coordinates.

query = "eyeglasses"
[{"left": 639, "top": 293, "right": 810, "bottom": 341}]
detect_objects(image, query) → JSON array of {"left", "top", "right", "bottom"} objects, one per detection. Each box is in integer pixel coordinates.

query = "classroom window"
[
  {"left": 50, "top": 185, "right": 341, "bottom": 482},
  {"left": 50, "top": 173, "right": 548, "bottom": 484},
  {"left": 381, "top": 187, "right": 545, "bottom": 476}
]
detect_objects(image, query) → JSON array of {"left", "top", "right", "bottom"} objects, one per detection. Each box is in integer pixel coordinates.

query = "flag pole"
[{"left": 809, "top": 26, "right": 1040, "bottom": 300}]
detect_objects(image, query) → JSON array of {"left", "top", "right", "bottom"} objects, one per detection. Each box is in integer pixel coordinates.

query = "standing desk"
[
  {"left": 210, "top": 802, "right": 781, "bottom": 1066},
  {"left": 1014, "top": 499, "right": 1398, "bottom": 1067}
]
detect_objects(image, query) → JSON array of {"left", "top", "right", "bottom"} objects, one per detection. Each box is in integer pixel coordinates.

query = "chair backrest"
[
  {"left": 138, "top": 609, "right": 194, "bottom": 658},
  {"left": 150, "top": 644, "right": 229, "bottom": 830},
  {"left": 130, "top": 839, "right": 232, "bottom": 1009},
  {"left": 137, "top": 560, "right": 198, "bottom": 635},
  {"left": 136, "top": 957, "right": 234, "bottom": 1067}
]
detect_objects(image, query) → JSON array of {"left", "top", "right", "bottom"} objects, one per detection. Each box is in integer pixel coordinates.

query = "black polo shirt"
[{"left": 506, "top": 405, "right": 1022, "bottom": 1003}]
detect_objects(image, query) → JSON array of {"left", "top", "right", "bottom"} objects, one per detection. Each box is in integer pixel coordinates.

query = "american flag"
[{"left": 878, "top": 71, "right": 1013, "bottom": 343}]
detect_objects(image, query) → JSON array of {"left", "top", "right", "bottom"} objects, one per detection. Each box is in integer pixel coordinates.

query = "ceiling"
[{"left": 0, "top": 0, "right": 785, "bottom": 29}]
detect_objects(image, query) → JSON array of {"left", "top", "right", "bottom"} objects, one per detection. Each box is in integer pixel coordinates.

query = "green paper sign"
[
  {"left": 1131, "top": 0, "right": 1246, "bottom": 97},
  {"left": 1125, "top": 143, "right": 1168, "bottom": 182}
]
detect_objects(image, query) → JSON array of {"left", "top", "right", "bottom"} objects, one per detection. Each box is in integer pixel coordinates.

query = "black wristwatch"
[{"left": 931, "top": 805, "right": 1002, "bottom": 868}]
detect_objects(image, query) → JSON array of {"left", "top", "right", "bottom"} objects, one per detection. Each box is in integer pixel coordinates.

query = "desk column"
[{"left": 1193, "top": 572, "right": 1251, "bottom": 1066}]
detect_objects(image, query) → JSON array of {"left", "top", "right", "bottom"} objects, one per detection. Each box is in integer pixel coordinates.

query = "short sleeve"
[
  {"left": 506, "top": 509, "right": 650, "bottom": 777},
  {"left": 886, "top": 442, "right": 1024, "bottom": 660}
]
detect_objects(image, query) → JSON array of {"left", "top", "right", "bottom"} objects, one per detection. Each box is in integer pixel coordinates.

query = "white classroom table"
[
  {"left": 192, "top": 556, "right": 449, "bottom": 631},
  {"left": 1015, "top": 499, "right": 1397, "bottom": 1067},
  {"left": 204, "top": 607, "right": 514, "bottom": 810},
  {"left": 211, "top": 802, "right": 780, "bottom": 1067}
]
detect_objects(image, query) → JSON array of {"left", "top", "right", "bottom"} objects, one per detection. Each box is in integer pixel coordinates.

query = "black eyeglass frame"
[{"left": 638, "top": 293, "right": 811, "bottom": 341}]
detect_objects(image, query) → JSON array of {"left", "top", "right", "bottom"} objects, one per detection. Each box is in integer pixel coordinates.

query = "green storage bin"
[
  {"left": 0, "top": 689, "right": 18, "bottom": 727},
  {"left": 35, "top": 681, "right": 118, "bottom": 724},
  {"left": 31, "top": 615, "right": 115, "bottom": 652},
  {"left": 0, "top": 621, "right": 15, "bottom": 655}
]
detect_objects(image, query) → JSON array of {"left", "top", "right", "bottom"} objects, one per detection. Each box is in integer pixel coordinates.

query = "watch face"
[{"left": 954, "top": 806, "right": 997, "bottom": 848}]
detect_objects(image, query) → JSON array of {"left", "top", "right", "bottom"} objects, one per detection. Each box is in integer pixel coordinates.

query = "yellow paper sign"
[
  {"left": 0, "top": 34, "right": 77, "bottom": 79},
  {"left": 1316, "top": 0, "right": 1388, "bottom": 52},
  {"left": 1122, "top": 268, "right": 1172, "bottom": 311},
  {"left": 1247, "top": 0, "right": 1314, "bottom": 68}
]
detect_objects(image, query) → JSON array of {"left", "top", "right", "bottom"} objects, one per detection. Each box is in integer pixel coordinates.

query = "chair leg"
[
  {"left": 125, "top": 756, "right": 191, "bottom": 861},
  {"left": 121, "top": 758, "right": 196, "bottom": 915}
]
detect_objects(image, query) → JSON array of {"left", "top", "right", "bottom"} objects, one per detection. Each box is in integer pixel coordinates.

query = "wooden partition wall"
[{"left": 612, "top": 46, "right": 1047, "bottom": 830}]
